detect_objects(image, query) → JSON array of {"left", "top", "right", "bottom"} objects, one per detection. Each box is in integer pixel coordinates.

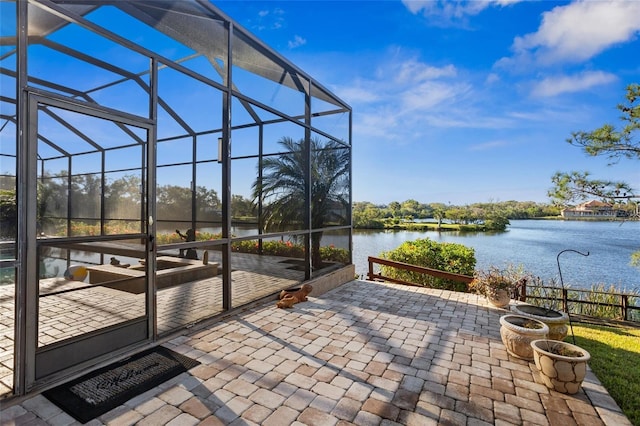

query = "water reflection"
[{"left": 353, "top": 220, "right": 640, "bottom": 292}]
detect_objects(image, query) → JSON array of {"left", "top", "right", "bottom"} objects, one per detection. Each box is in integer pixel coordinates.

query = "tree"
[
  {"left": 156, "top": 185, "right": 193, "bottom": 221},
  {"left": 549, "top": 171, "right": 634, "bottom": 205},
  {"left": 388, "top": 201, "right": 401, "bottom": 217},
  {"left": 195, "top": 186, "right": 221, "bottom": 222},
  {"left": 568, "top": 83, "right": 640, "bottom": 163},
  {"left": 37, "top": 172, "right": 68, "bottom": 234},
  {"left": 105, "top": 174, "right": 142, "bottom": 220},
  {"left": 548, "top": 84, "right": 639, "bottom": 207},
  {"left": 231, "top": 194, "right": 254, "bottom": 219},
  {"left": 400, "top": 199, "right": 421, "bottom": 218},
  {"left": 252, "top": 136, "right": 349, "bottom": 269},
  {"left": 549, "top": 83, "right": 639, "bottom": 268},
  {"left": 353, "top": 202, "right": 384, "bottom": 229},
  {"left": 70, "top": 174, "right": 103, "bottom": 220},
  {"left": 446, "top": 206, "right": 473, "bottom": 225},
  {"left": 433, "top": 208, "right": 446, "bottom": 228},
  {"left": 482, "top": 211, "right": 510, "bottom": 231}
]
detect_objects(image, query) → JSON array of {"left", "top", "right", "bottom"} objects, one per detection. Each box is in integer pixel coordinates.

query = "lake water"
[
  {"left": 353, "top": 220, "right": 640, "bottom": 293},
  {"left": 5, "top": 220, "right": 636, "bottom": 292}
]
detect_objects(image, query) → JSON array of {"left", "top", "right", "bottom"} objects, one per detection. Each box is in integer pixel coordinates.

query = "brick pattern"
[
  {"left": 3, "top": 280, "right": 632, "bottom": 425},
  {"left": 0, "top": 251, "right": 304, "bottom": 396}
]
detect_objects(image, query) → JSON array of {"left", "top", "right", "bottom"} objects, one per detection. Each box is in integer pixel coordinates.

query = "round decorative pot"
[
  {"left": 530, "top": 339, "right": 590, "bottom": 394},
  {"left": 511, "top": 304, "right": 569, "bottom": 341},
  {"left": 499, "top": 315, "right": 549, "bottom": 360},
  {"left": 487, "top": 288, "right": 511, "bottom": 308}
]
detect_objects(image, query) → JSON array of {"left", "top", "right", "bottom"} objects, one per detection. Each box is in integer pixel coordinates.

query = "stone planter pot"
[
  {"left": 487, "top": 288, "right": 511, "bottom": 308},
  {"left": 499, "top": 315, "right": 549, "bottom": 360},
  {"left": 511, "top": 304, "right": 569, "bottom": 341},
  {"left": 530, "top": 339, "right": 591, "bottom": 394}
]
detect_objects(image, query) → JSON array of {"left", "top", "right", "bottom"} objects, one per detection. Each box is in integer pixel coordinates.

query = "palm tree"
[
  {"left": 252, "top": 136, "right": 350, "bottom": 269},
  {"left": 433, "top": 208, "right": 446, "bottom": 229}
]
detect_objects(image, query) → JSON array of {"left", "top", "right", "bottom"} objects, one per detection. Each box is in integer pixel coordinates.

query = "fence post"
[
  {"left": 562, "top": 288, "right": 568, "bottom": 312},
  {"left": 368, "top": 257, "right": 374, "bottom": 281},
  {"left": 622, "top": 294, "right": 628, "bottom": 321}
]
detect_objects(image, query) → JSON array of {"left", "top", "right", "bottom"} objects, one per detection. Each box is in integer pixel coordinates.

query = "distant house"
[{"left": 561, "top": 200, "right": 621, "bottom": 218}]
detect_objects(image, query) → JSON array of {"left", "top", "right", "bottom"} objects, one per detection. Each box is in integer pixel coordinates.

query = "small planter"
[
  {"left": 470, "top": 267, "right": 522, "bottom": 309},
  {"left": 499, "top": 315, "right": 549, "bottom": 360},
  {"left": 511, "top": 304, "right": 569, "bottom": 341},
  {"left": 487, "top": 288, "right": 511, "bottom": 308},
  {"left": 530, "top": 339, "right": 590, "bottom": 394}
]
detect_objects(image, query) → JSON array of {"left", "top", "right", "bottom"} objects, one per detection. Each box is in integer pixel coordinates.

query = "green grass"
[{"left": 568, "top": 323, "right": 640, "bottom": 425}]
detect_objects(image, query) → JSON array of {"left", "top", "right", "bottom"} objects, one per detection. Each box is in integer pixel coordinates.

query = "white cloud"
[
  {"left": 336, "top": 84, "right": 380, "bottom": 104},
  {"left": 336, "top": 54, "right": 518, "bottom": 146},
  {"left": 507, "top": 0, "right": 640, "bottom": 66},
  {"left": 485, "top": 73, "right": 500, "bottom": 85},
  {"left": 400, "top": 80, "right": 468, "bottom": 111},
  {"left": 338, "top": 56, "right": 462, "bottom": 109},
  {"left": 531, "top": 71, "right": 617, "bottom": 97},
  {"left": 287, "top": 35, "right": 306, "bottom": 49},
  {"left": 469, "top": 140, "right": 510, "bottom": 151},
  {"left": 420, "top": 112, "right": 514, "bottom": 129},
  {"left": 402, "top": 0, "right": 523, "bottom": 21},
  {"left": 375, "top": 57, "right": 468, "bottom": 114},
  {"left": 253, "top": 8, "right": 284, "bottom": 31},
  {"left": 395, "top": 62, "right": 457, "bottom": 83}
]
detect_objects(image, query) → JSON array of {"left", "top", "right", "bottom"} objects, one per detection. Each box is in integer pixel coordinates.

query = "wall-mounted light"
[{"left": 217, "top": 137, "right": 223, "bottom": 163}]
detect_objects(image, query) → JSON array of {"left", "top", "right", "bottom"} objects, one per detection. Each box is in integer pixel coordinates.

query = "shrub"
[
  {"left": 231, "top": 239, "right": 305, "bottom": 258},
  {"left": 0, "top": 189, "right": 17, "bottom": 238},
  {"left": 320, "top": 245, "right": 349, "bottom": 263},
  {"left": 379, "top": 238, "right": 475, "bottom": 291},
  {"left": 155, "top": 230, "right": 222, "bottom": 245},
  {"left": 231, "top": 239, "right": 349, "bottom": 263},
  {"left": 482, "top": 213, "right": 509, "bottom": 231}
]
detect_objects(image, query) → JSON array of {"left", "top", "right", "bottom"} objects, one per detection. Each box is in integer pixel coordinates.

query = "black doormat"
[{"left": 43, "top": 346, "right": 200, "bottom": 424}]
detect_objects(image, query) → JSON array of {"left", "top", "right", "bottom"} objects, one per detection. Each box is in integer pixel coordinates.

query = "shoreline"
[{"left": 354, "top": 216, "right": 636, "bottom": 232}]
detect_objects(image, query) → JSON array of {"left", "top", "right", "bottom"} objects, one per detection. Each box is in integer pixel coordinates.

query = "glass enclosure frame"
[{"left": 0, "top": 0, "right": 352, "bottom": 400}]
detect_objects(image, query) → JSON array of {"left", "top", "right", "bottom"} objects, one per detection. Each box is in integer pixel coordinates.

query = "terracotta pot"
[
  {"left": 530, "top": 339, "right": 590, "bottom": 394},
  {"left": 511, "top": 304, "right": 569, "bottom": 341},
  {"left": 487, "top": 288, "right": 511, "bottom": 308},
  {"left": 499, "top": 315, "right": 549, "bottom": 360}
]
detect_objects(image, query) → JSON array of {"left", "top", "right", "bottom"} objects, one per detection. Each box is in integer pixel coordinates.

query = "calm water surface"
[
  {"left": 2, "top": 220, "right": 637, "bottom": 292},
  {"left": 353, "top": 220, "right": 640, "bottom": 292}
]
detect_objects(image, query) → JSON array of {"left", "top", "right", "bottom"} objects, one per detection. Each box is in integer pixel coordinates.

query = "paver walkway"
[
  {"left": 1, "top": 280, "right": 632, "bottom": 425},
  {"left": 0, "top": 251, "right": 305, "bottom": 395}
]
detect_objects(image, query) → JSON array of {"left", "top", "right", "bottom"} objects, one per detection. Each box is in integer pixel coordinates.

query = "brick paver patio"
[
  {"left": 0, "top": 251, "right": 304, "bottom": 395},
  {"left": 1, "top": 280, "right": 632, "bottom": 425}
]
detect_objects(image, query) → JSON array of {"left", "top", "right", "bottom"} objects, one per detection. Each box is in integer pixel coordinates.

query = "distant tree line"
[
  {"left": 353, "top": 199, "right": 561, "bottom": 230},
  {"left": 0, "top": 174, "right": 257, "bottom": 238}
]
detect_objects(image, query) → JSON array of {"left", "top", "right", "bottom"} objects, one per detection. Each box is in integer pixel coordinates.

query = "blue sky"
[{"left": 219, "top": 0, "right": 640, "bottom": 205}]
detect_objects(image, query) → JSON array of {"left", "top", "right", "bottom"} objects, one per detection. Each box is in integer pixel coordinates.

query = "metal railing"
[
  {"left": 366, "top": 256, "right": 473, "bottom": 286},
  {"left": 366, "top": 256, "right": 639, "bottom": 322},
  {"left": 520, "top": 284, "right": 640, "bottom": 322}
]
